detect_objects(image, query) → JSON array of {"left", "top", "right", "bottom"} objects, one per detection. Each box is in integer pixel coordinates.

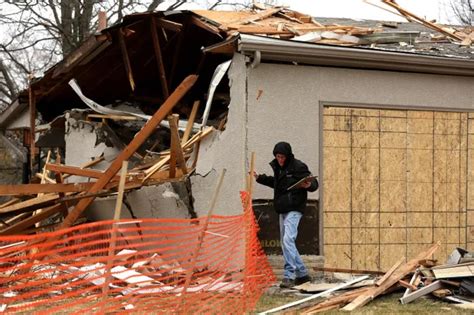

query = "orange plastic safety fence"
[{"left": 0, "top": 191, "right": 275, "bottom": 314}]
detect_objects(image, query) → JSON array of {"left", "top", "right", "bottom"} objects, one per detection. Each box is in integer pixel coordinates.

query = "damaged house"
[{"left": 0, "top": 5, "right": 474, "bottom": 277}]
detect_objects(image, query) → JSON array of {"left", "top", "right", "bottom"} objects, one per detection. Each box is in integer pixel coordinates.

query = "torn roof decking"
[{"left": 28, "top": 11, "right": 228, "bottom": 121}]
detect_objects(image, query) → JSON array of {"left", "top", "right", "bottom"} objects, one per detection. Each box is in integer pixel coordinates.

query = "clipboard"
[{"left": 287, "top": 175, "right": 317, "bottom": 190}]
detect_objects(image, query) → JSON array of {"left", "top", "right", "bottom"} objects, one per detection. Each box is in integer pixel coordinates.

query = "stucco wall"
[{"left": 246, "top": 62, "right": 474, "bottom": 201}]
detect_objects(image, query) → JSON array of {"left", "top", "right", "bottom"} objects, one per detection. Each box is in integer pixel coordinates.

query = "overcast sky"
[{"left": 283, "top": 0, "right": 454, "bottom": 24}]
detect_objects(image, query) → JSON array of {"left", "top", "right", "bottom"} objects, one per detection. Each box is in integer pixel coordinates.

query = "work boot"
[
  {"left": 295, "top": 275, "right": 312, "bottom": 286},
  {"left": 279, "top": 278, "right": 295, "bottom": 288}
]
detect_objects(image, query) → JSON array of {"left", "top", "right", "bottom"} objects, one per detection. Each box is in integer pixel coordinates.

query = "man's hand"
[
  {"left": 250, "top": 171, "right": 259, "bottom": 179},
  {"left": 300, "top": 180, "right": 311, "bottom": 189}
]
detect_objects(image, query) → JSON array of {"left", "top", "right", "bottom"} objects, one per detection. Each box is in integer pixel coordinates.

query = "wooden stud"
[
  {"left": 181, "top": 100, "right": 200, "bottom": 145},
  {"left": 0, "top": 183, "right": 94, "bottom": 196},
  {"left": 168, "top": 114, "right": 187, "bottom": 178}
]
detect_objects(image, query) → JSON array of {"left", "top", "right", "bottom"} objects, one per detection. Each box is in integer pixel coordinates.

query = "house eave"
[{"left": 238, "top": 34, "right": 474, "bottom": 77}]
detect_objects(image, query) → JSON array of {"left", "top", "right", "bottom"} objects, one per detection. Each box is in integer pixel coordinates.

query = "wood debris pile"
[
  {"left": 262, "top": 243, "right": 474, "bottom": 314},
  {"left": 0, "top": 76, "right": 215, "bottom": 236},
  {"left": 195, "top": 2, "right": 473, "bottom": 47}
]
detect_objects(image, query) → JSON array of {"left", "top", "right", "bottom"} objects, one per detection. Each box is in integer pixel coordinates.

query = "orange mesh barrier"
[{"left": 0, "top": 191, "right": 275, "bottom": 314}]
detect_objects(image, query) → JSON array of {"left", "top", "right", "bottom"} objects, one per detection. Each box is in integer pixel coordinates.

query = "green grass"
[{"left": 253, "top": 290, "right": 469, "bottom": 314}]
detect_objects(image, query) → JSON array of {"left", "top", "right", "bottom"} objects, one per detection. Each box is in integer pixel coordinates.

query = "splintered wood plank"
[
  {"left": 182, "top": 100, "right": 200, "bottom": 145},
  {"left": 0, "top": 194, "right": 60, "bottom": 214},
  {"left": 342, "top": 243, "right": 440, "bottom": 311},
  {"left": 168, "top": 114, "right": 187, "bottom": 178},
  {"left": 46, "top": 163, "right": 113, "bottom": 179},
  {"left": 312, "top": 266, "right": 385, "bottom": 276},
  {"left": 225, "top": 7, "right": 282, "bottom": 27},
  {"left": 375, "top": 256, "right": 405, "bottom": 286},
  {"left": 0, "top": 183, "right": 94, "bottom": 196},
  {"left": 57, "top": 75, "right": 197, "bottom": 231}
]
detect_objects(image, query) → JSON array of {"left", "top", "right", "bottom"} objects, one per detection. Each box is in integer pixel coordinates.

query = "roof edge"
[{"left": 238, "top": 34, "right": 474, "bottom": 77}]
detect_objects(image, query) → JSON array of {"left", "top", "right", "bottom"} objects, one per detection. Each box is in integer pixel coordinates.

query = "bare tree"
[
  {"left": 0, "top": 0, "right": 169, "bottom": 111},
  {"left": 0, "top": 0, "right": 281, "bottom": 110},
  {"left": 448, "top": 0, "right": 473, "bottom": 25}
]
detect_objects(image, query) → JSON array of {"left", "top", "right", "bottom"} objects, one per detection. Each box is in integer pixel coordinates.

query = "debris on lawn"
[{"left": 260, "top": 243, "right": 474, "bottom": 314}]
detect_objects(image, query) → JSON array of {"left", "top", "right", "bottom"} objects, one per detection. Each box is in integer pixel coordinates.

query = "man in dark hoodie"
[{"left": 254, "top": 141, "right": 318, "bottom": 288}]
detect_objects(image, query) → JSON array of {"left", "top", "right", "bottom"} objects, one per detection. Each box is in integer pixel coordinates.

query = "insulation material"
[{"left": 323, "top": 106, "right": 470, "bottom": 271}]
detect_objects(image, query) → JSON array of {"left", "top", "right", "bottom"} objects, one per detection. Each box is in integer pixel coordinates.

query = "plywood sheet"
[
  {"left": 407, "top": 182, "right": 432, "bottom": 212},
  {"left": 380, "top": 109, "right": 406, "bottom": 118},
  {"left": 407, "top": 228, "right": 432, "bottom": 243},
  {"left": 352, "top": 116, "right": 379, "bottom": 132},
  {"left": 324, "top": 114, "right": 351, "bottom": 131},
  {"left": 407, "top": 118, "right": 433, "bottom": 134},
  {"left": 324, "top": 212, "right": 351, "bottom": 228},
  {"left": 380, "top": 181, "right": 406, "bottom": 212},
  {"left": 380, "top": 244, "right": 406, "bottom": 271},
  {"left": 380, "top": 117, "right": 406, "bottom": 132},
  {"left": 380, "top": 212, "right": 406, "bottom": 227},
  {"left": 324, "top": 228, "right": 351, "bottom": 244},
  {"left": 323, "top": 179, "right": 351, "bottom": 212},
  {"left": 380, "top": 132, "right": 406, "bottom": 148},
  {"left": 324, "top": 245, "right": 351, "bottom": 268},
  {"left": 323, "top": 106, "right": 468, "bottom": 270},
  {"left": 380, "top": 228, "right": 406, "bottom": 243},
  {"left": 407, "top": 149, "right": 433, "bottom": 182},
  {"left": 380, "top": 149, "right": 406, "bottom": 180},
  {"left": 352, "top": 132, "right": 378, "bottom": 149},
  {"left": 323, "top": 147, "right": 351, "bottom": 181},
  {"left": 407, "top": 133, "right": 433, "bottom": 149},
  {"left": 407, "top": 212, "right": 432, "bottom": 227},
  {"left": 324, "top": 130, "right": 350, "bottom": 147}
]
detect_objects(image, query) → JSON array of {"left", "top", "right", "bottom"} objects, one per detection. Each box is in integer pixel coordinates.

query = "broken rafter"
[
  {"left": 46, "top": 163, "right": 119, "bottom": 180},
  {"left": 190, "top": 15, "right": 222, "bottom": 36},
  {"left": 168, "top": 114, "right": 187, "bottom": 178},
  {"left": 224, "top": 7, "right": 282, "bottom": 29},
  {"left": 155, "top": 18, "right": 183, "bottom": 32},
  {"left": 182, "top": 100, "right": 200, "bottom": 145},
  {"left": 150, "top": 16, "right": 169, "bottom": 99},
  {"left": 0, "top": 183, "right": 94, "bottom": 196},
  {"left": 55, "top": 75, "right": 198, "bottom": 231},
  {"left": 381, "top": 0, "right": 464, "bottom": 41},
  {"left": 0, "top": 194, "right": 60, "bottom": 215},
  {"left": 118, "top": 27, "right": 136, "bottom": 91}
]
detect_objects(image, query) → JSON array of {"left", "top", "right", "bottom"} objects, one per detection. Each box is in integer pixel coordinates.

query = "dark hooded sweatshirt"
[{"left": 256, "top": 142, "right": 318, "bottom": 214}]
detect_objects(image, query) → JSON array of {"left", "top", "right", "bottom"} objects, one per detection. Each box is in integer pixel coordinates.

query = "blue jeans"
[{"left": 279, "top": 211, "right": 308, "bottom": 280}]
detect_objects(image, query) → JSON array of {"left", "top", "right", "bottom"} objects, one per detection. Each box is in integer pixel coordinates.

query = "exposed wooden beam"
[
  {"left": 168, "top": 114, "right": 187, "bottom": 178},
  {"left": 118, "top": 28, "right": 136, "bottom": 91},
  {"left": 181, "top": 100, "right": 200, "bottom": 145},
  {"left": 156, "top": 18, "right": 183, "bottom": 32},
  {"left": 0, "top": 194, "right": 59, "bottom": 215},
  {"left": 46, "top": 163, "right": 113, "bottom": 180},
  {"left": 189, "top": 15, "right": 222, "bottom": 36},
  {"left": 56, "top": 75, "right": 197, "bottom": 231},
  {"left": 150, "top": 16, "right": 169, "bottom": 99}
]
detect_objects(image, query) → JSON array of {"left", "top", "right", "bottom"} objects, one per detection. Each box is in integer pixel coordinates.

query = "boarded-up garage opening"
[{"left": 322, "top": 106, "right": 472, "bottom": 271}]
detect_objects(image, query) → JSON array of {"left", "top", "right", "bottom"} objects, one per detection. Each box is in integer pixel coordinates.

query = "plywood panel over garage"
[{"left": 323, "top": 106, "right": 471, "bottom": 270}]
